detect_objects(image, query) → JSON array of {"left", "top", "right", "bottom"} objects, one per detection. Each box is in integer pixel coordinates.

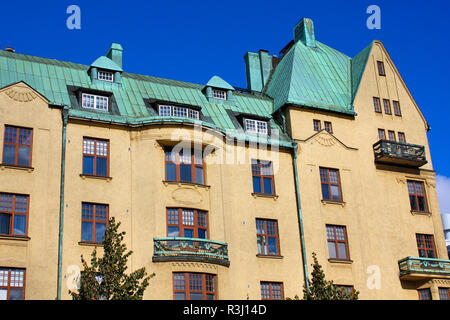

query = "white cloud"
[{"left": 436, "top": 175, "right": 450, "bottom": 214}]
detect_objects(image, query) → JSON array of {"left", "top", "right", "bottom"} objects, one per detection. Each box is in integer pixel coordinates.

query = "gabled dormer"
[
  {"left": 88, "top": 43, "right": 123, "bottom": 85},
  {"left": 203, "top": 75, "right": 235, "bottom": 104}
]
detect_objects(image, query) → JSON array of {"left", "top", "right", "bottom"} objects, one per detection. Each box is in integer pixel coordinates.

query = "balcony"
[
  {"left": 398, "top": 257, "right": 450, "bottom": 280},
  {"left": 373, "top": 140, "right": 427, "bottom": 168},
  {"left": 152, "top": 237, "right": 230, "bottom": 267}
]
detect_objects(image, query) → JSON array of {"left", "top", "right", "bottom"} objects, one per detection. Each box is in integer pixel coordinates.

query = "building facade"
[{"left": 0, "top": 18, "right": 449, "bottom": 300}]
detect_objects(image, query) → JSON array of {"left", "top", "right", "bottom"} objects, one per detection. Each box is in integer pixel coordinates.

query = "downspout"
[{"left": 57, "top": 106, "right": 69, "bottom": 300}]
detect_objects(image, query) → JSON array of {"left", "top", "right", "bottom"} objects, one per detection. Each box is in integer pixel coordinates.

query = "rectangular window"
[
  {"left": 378, "top": 129, "right": 386, "bottom": 140},
  {"left": 244, "top": 119, "right": 268, "bottom": 135},
  {"left": 81, "top": 93, "right": 108, "bottom": 111},
  {"left": 373, "top": 97, "right": 381, "bottom": 113},
  {"left": 388, "top": 130, "right": 396, "bottom": 142},
  {"left": 251, "top": 160, "right": 275, "bottom": 195},
  {"left": 416, "top": 234, "right": 437, "bottom": 259},
  {"left": 2, "top": 126, "right": 33, "bottom": 167},
  {"left": 81, "top": 203, "right": 108, "bottom": 243},
  {"left": 173, "top": 273, "right": 216, "bottom": 300},
  {"left": 158, "top": 105, "right": 199, "bottom": 120},
  {"left": 418, "top": 288, "right": 432, "bottom": 300},
  {"left": 260, "top": 282, "right": 283, "bottom": 300},
  {"left": 326, "top": 225, "right": 350, "bottom": 260},
  {"left": 335, "top": 285, "right": 355, "bottom": 297},
  {"left": 0, "top": 193, "right": 29, "bottom": 237},
  {"left": 167, "top": 208, "right": 208, "bottom": 239},
  {"left": 398, "top": 132, "right": 406, "bottom": 143},
  {"left": 165, "top": 148, "right": 204, "bottom": 185},
  {"left": 393, "top": 101, "right": 402, "bottom": 116},
  {"left": 407, "top": 180, "right": 428, "bottom": 212},
  {"left": 212, "top": 89, "right": 227, "bottom": 100},
  {"left": 97, "top": 71, "right": 114, "bottom": 82},
  {"left": 377, "top": 61, "right": 385, "bottom": 76},
  {"left": 83, "top": 138, "right": 109, "bottom": 177},
  {"left": 320, "top": 168, "right": 342, "bottom": 202},
  {"left": 313, "top": 119, "right": 321, "bottom": 131},
  {"left": 256, "top": 219, "right": 280, "bottom": 256},
  {"left": 324, "top": 121, "right": 333, "bottom": 133},
  {"left": 439, "top": 288, "right": 449, "bottom": 300},
  {"left": 383, "top": 99, "right": 391, "bottom": 114},
  {"left": 0, "top": 268, "right": 25, "bottom": 300}
]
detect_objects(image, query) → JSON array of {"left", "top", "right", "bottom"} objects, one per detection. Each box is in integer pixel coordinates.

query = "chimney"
[
  {"left": 294, "top": 18, "right": 316, "bottom": 47},
  {"left": 244, "top": 49, "right": 274, "bottom": 92},
  {"left": 106, "top": 43, "right": 123, "bottom": 68},
  {"left": 4, "top": 47, "right": 15, "bottom": 53}
]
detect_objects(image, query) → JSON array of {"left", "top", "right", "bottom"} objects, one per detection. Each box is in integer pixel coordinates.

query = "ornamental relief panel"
[
  {"left": 3, "top": 85, "right": 38, "bottom": 102},
  {"left": 170, "top": 262, "right": 218, "bottom": 274},
  {"left": 171, "top": 187, "right": 203, "bottom": 205}
]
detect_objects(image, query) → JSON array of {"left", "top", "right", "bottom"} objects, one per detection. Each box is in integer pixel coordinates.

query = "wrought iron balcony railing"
[
  {"left": 152, "top": 237, "right": 230, "bottom": 267},
  {"left": 398, "top": 256, "right": 450, "bottom": 280},
  {"left": 373, "top": 140, "right": 427, "bottom": 167}
]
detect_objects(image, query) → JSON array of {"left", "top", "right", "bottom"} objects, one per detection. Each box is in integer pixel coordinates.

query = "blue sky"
[{"left": 1, "top": 0, "right": 449, "bottom": 209}]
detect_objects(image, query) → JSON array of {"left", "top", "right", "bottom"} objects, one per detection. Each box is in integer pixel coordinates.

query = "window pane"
[
  {"left": 328, "top": 242, "right": 337, "bottom": 259},
  {"left": 257, "top": 235, "right": 267, "bottom": 254},
  {"left": 95, "top": 223, "right": 106, "bottom": 242},
  {"left": 417, "top": 196, "right": 426, "bottom": 212},
  {"left": 263, "top": 177, "right": 273, "bottom": 195},
  {"left": 183, "top": 229, "right": 193, "bottom": 238},
  {"left": 409, "top": 195, "right": 418, "bottom": 211},
  {"left": 8, "top": 289, "right": 23, "bottom": 300},
  {"left": 180, "top": 164, "right": 192, "bottom": 182},
  {"left": 17, "top": 146, "right": 30, "bottom": 166},
  {"left": 13, "top": 215, "right": 26, "bottom": 235},
  {"left": 166, "top": 163, "right": 177, "bottom": 181},
  {"left": 268, "top": 237, "right": 278, "bottom": 255},
  {"left": 418, "top": 249, "right": 427, "bottom": 258},
  {"left": 96, "top": 157, "right": 107, "bottom": 176},
  {"left": 81, "top": 221, "right": 93, "bottom": 241},
  {"left": 174, "top": 292, "right": 186, "bottom": 300},
  {"left": 206, "top": 293, "right": 215, "bottom": 300},
  {"left": 321, "top": 184, "right": 330, "bottom": 200},
  {"left": 253, "top": 176, "right": 262, "bottom": 193},
  {"left": 0, "top": 213, "right": 11, "bottom": 234},
  {"left": 195, "top": 166, "right": 204, "bottom": 185},
  {"left": 0, "top": 289, "right": 7, "bottom": 300},
  {"left": 198, "top": 229, "right": 207, "bottom": 239},
  {"left": 330, "top": 185, "right": 341, "bottom": 201},
  {"left": 3, "top": 145, "right": 16, "bottom": 164},
  {"left": 189, "top": 292, "right": 203, "bottom": 300},
  {"left": 427, "top": 250, "right": 435, "bottom": 259},
  {"left": 168, "top": 226, "right": 179, "bottom": 237},
  {"left": 83, "top": 156, "right": 94, "bottom": 175},
  {"left": 337, "top": 243, "right": 348, "bottom": 259},
  {"left": 439, "top": 288, "right": 449, "bottom": 300}
]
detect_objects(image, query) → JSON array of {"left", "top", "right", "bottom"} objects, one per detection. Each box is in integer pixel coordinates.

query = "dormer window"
[
  {"left": 82, "top": 93, "right": 108, "bottom": 111},
  {"left": 158, "top": 104, "right": 199, "bottom": 120},
  {"left": 212, "top": 89, "right": 227, "bottom": 100},
  {"left": 97, "top": 70, "right": 114, "bottom": 82},
  {"left": 244, "top": 118, "right": 268, "bottom": 135}
]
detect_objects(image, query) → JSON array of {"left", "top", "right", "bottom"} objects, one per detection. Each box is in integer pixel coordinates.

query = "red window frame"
[
  {"left": 326, "top": 224, "right": 350, "bottom": 261},
  {"left": 416, "top": 234, "right": 437, "bottom": 259},
  {"left": 393, "top": 100, "right": 402, "bottom": 116},
  {"left": 439, "top": 287, "right": 450, "bottom": 300},
  {"left": 256, "top": 219, "right": 280, "bottom": 256},
  {"left": 320, "top": 167, "right": 343, "bottom": 202},
  {"left": 2, "top": 125, "right": 33, "bottom": 167},
  {"left": 418, "top": 288, "right": 432, "bottom": 300},
  {"left": 377, "top": 61, "right": 386, "bottom": 76},
  {"left": 313, "top": 119, "right": 321, "bottom": 131},
  {"left": 373, "top": 97, "right": 382, "bottom": 113},
  {"left": 260, "top": 282, "right": 284, "bottom": 300},
  {"left": 0, "top": 193, "right": 29, "bottom": 237},
  {"left": 407, "top": 180, "right": 428, "bottom": 212},
  {"left": 82, "top": 137, "right": 110, "bottom": 177},
  {"left": 0, "top": 268, "right": 26, "bottom": 300},
  {"left": 324, "top": 121, "right": 333, "bottom": 133},
  {"left": 164, "top": 148, "right": 205, "bottom": 185},
  {"left": 383, "top": 99, "right": 391, "bottom": 114},
  {"left": 81, "top": 203, "right": 109, "bottom": 244},
  {"left": 251, "top": 159, "right": 275, "bottom": 195},
  {"left": 173, "top": 273, "right": 216, "bottom": 300},
  {"left": 166, "top": 208, "right": 209, "bottom": 239},
  {"left": 388, "top": 130, "right": 396, "bottom": 142},
  {"left": 398, "top": 132, "right": 406, "bottom": 143}
]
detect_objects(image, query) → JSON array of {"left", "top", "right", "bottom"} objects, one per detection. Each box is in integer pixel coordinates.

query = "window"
[
  {"left": 383, "top": 99, "right": 391, "bottom": 114},
  {"left": 439, "top": 288, "right": 449, "bottom": 300},
  {"left": 81, "top": 203, "right": 108, "bottom": 243},
  {"left": 97, "top": 71, "right": 114, "bottom": 82},
  {"left": 416, "top": 234, "right": 437, "bottom": 259},
  {"left": 326, "top": 225, "right": 350, "bottom": 260},
  {"left": 335, "top": 285, "right": 356, "bottom": 298},
  {"left": 377, "top": 61, "right": 385, "bottom": 76},
  {"left": 165, "top": 148, "right": 204, "bottom": 185},
  {"left": 256, "top": 219, "right": 280, "bottom": 256},
  {"left": 324, "top": 121, "right": 333, "bottom": 133},
  {"left": 418, "top": 288, "right": 432, "bottom": 300},
  {"left": 378, "top": 129, "right": 386, "bottom": 140},
  {"left": 260, "top": 282, "right": 283, "bottom": 300},
  {"left": 251, "top": 160, "right": 275, "bottom": 195},
  {"left": 212, "top": 89, "right": 227, "bottom": 100},
  {"left": 158, "top": 104, "right": 200, "bottom": 120},
  {"left": 407, "top": 180, "right": 428, "bottom": 212},
  {"left": 393, "top": 101, "right": 402, "bottom": 116},
  {"left": 244, "top": 118, "right": 268, "bottom": 135},
  {"left": 0, "top": 193, "right": 29, "bottom": 236},
  {"left": 398, "top": 132, "right": 406, "bottom": 143},
  {"left": 313, "top": 119, "right": 321, "bottom": 131},
  {"left": 167, "top": 208, "right": 208, "bottom": 239},
  {"left": 2, "top": 126, "right": 32, "bottom": 167},
  {"left": 0, "top": 268, "right": 25, "bottom": 300},
  {"left": 173, "top": 273, "right": 216, "bottom": 300},
  {"left": 81, "top": 93, "right": 108, "bottom": 111},
  {"left": 83, "top": 138, "right": 109, "bottom": 177},
  {"left": 373, "top": 97, "right": 381, "bottom": 113},
  {"left": 388, "top": 130, "right": 396, "bottom": 142},
  {"left": 320, "top": 168, "right": 342, "bottom": 202}
]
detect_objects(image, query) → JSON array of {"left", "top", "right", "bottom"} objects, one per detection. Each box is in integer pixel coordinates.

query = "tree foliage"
[{"left": 69, "top": 217, "right": 155, "bottom": 300}]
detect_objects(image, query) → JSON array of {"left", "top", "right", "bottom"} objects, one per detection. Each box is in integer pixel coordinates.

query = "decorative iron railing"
[
  {"left": 373, "top": 140, "right": 427, "bottom": 167},
  {"left": 398, "top": 256, "right": 450, "bottom": 278},
  {"left": 153, "top": 237, "right": 229, "bottom": 266}
]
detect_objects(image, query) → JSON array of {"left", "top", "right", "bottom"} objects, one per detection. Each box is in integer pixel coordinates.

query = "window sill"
[
  {"left": 0, "top": 235, "right": 30, "bottom": 241},
  {"left": 328, "top": 259, "right": 353, "bottom": 264},
  {"left": 80, "top": 174, "right": 112, "bottom": 181},
  {"left": 321, "top": 200, "right": 345, "bottom": 207},
  {"left": 162, "top": 180, "right": 211, "bottom": 189},
  {"left": 256, "top": 254, "right": 283, "bottom": 259},
  {"left": 0, "top": 164, "right": 34, "bottom": 172},
  {"left": 410, "top": 210, "right": 432, "bottom": 216},
  {"left": 78, "top": 241, "right": 104, "bottom": 247},
  {"left": 252, "top": 193, "right": 279, "bottom": 200}
]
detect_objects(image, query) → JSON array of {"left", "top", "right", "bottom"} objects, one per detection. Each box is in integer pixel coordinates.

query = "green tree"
[
  {"left": 302, "top": 252, "right": 359, "bottom": 300},
  {"left": 69, "top": 217, "right": 155, "bottom": 300}
]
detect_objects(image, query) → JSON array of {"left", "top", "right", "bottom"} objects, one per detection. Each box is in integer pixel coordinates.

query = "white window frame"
[
  {"left": 82, "top": 93, "right": 109, "bottom": 111},
  {"left": 158, "top": 104, "right": 200, "bottom": 120},
  {"left": 244, "top": 118, "right": 268, "bottom": 135},
  {"left": 97, "top": 70, "right": 114, "bottom": 82},
  {"left": 212, "top": 89, "right": 227, "bottom": 100}
]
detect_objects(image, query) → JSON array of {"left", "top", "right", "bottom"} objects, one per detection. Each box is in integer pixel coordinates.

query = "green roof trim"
[
  {"left": 90, "top": 56, "right": 123, "bottom": 72},
  {"left": 205, "top": 75, "right": 234, "bottom": 91}
]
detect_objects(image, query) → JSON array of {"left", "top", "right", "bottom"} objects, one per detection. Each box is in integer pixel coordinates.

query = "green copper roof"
[
  {"left": 205, "top": 75, "right": 234, "bottom": 90},
  {"left": 90, "top": 56, "right": 123, "bottom": 72}
]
